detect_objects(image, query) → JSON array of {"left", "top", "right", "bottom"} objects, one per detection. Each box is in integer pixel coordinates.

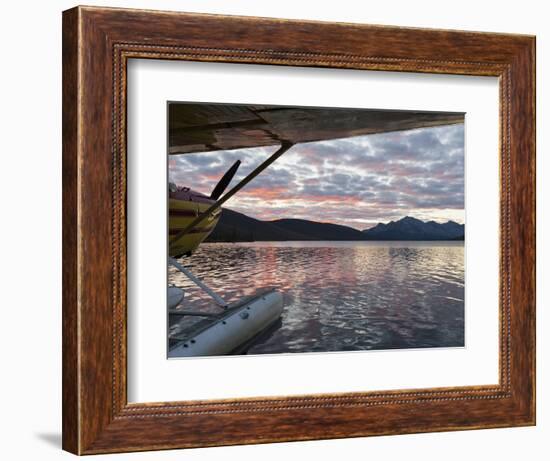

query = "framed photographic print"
[{"left": 62, "top": 5, "right": 535, "bottom": 455}]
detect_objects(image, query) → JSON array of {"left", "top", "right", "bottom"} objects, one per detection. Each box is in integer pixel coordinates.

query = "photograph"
[
  {"left": 167, "top": 102, "right": 466, "bottom": 358},
  {"left": 48, "top": 2, "right": 537, "bottom": 456}
]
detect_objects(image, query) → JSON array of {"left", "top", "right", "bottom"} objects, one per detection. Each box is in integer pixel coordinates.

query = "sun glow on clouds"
[{"left": 169, "top": 124, "right": 465, "bottom": 230}]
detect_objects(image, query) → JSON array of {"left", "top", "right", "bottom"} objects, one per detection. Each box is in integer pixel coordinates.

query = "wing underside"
[{"left": 169, "top": 103, "right": 464, "bottom": 155}]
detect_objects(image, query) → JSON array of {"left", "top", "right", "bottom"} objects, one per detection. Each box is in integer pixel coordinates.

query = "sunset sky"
[{"left": 169, "top": 123, "right": 465, "bottom": 230}]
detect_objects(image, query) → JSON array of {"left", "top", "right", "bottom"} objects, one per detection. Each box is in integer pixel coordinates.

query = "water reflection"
[{"left": 169, "top": 241, "right": 464, "bottom": 354}]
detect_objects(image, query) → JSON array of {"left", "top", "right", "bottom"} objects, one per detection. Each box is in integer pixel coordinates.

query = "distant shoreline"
[
  {"left": 204, "top": 208, "right": 465, "bottom": 244},
  {"left": 203, "top": 239, "right": 465, "bottom": 244}
]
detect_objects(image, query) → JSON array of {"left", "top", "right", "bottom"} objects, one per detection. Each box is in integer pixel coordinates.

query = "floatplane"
[{"left": 167, "top": 103, "right": 463, "bottom": 357}]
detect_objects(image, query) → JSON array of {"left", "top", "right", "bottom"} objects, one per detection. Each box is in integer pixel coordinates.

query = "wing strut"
[{"left": 169, "top": 140, "right": 294, "bottom": 248}]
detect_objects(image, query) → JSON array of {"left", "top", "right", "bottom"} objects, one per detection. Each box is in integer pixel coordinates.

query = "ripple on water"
[{"left": 169, "top": 241, "right": 464, "bottom": 354}]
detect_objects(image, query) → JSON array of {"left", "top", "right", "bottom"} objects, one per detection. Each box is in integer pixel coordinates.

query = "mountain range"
[
  {"left": 363, "top": 216, "right": 464, "bottom": 240},
  {"left": 205, "top": 209, "right": 464, "bottom": 242}
]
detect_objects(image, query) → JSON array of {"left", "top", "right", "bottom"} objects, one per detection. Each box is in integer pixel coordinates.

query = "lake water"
[{"left": 168, "top": 241, "right": 464, "bottom": 354}]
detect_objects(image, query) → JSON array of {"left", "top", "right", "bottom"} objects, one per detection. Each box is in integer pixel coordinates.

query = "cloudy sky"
[{"left": 169, "top": 123, "right": 464, "bottom": 230}]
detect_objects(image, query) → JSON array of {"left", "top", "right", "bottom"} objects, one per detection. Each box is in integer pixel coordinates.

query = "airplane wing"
[{"left": 169, "top": 103, "right": 464, "bottom": 155}]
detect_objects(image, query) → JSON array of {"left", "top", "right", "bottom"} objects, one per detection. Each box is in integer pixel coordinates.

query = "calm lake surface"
[{"left": 169, "top": 241, "right": 464, "bottom": 354}]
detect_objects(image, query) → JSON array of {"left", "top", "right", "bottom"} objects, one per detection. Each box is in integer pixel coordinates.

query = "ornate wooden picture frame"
[{"left": 62, "top": 6, "right": 535, "bottom": 455}]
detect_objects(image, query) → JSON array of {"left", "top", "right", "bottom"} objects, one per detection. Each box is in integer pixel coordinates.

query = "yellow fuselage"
[{"left": 169, "top": 188, "right": 220, "bottom": 258}]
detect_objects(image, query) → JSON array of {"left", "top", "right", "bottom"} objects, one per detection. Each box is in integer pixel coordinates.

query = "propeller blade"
[
  {"left": 210, "top": 160, "right": 241, "bottom": 200},
  {"left": 169, "top": 141, "right": 293, "bottom": 247}
]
